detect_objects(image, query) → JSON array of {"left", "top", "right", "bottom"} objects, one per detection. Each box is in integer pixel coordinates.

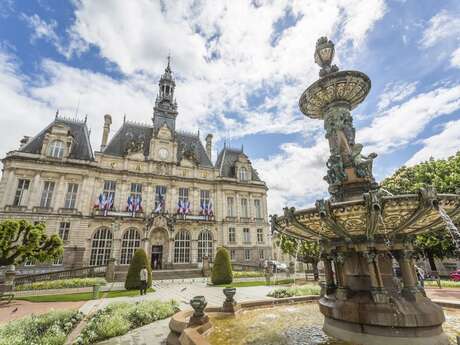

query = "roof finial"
[
  {"left": 55, "top": 109, "right": 59, "bottom": 119},
  {"left": 166, "top": 53, "right": 171, "bottom": 72},
  {"left": 123, "top": 114, "right": 126, "bottom": 123},
  {"left": 241, "top": 144, "right": 244, "bottom": 152},
  {"left": 84, "top": 114, "right": 88, "bottom": 123}
]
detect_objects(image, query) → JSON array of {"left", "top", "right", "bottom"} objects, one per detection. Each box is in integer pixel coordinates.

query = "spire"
[{"left": 166, "top": 54, "right": 171, "bottom": 73}]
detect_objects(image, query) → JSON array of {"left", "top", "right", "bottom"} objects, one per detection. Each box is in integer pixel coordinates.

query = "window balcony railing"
[
  {"left": 4, "top": 205, "right": 27, "bottom": 212},
  {"left": 58, "top": 208, "right": 81, "bottom": 215},
  {"left": 225, "top": 216, "right": 237, "bottom": 222},
  {"left": 240, "top": 217, "right": 251, "bottom": 223},
  {"left": 32, "top": 206, "right": 53, "bottom": 213},
  {"left": 174, "top": 213, "right": 215, "bottom": 222}
]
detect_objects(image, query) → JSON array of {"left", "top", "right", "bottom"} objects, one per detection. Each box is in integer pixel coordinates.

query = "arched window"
[
  {"left": 48, "top": 140, "right": 65, "bottom": 158},
  {"left": 239, "top": 167, "right": 248, "bottom": 181},
  {"left": 198, "top": 230, "right": 213, "bottom": 263},
  {"left": 174, "top": 230, "right": 190, "bottom": 263},
  {"left": 90, "top": 228, "right": 113, "bottom": 266},
  {"left": 120, "top": 228, "right": 141, "bottom": 265}
]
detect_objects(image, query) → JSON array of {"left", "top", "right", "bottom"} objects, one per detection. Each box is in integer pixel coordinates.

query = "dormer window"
[
  {"left": 239, "top": 167, "right": 248, "bottom": 181},
  {"left": 48, "top": 140, "right": 65, "bottom": 158}
]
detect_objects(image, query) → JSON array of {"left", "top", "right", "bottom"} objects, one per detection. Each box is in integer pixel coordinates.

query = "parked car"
[
  {"left": 449, "top": 269, "right": 460, "bottom": 281},
  {"left": 272, "top": 260, "right": 288, "bottom": 272}
]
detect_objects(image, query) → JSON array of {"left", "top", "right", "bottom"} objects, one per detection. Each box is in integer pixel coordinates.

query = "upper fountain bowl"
[{"left": 299, "top": 70, "right": 371, "bottom": 120}]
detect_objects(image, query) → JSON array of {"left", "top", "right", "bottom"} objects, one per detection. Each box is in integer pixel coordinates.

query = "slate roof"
[
  {"left": 103, "top": 122, "right": 213, "bottom": 168},
  {"left": 215, "top": 147, "right": 261, "bottom": 181},
  {"left": 20, "top": 117, "right": 94, "bottom": 161}
]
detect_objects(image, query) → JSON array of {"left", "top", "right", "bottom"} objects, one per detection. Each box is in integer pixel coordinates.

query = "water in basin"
[{"left": 205, "top": 303, "right": 460, "bottom": 345}]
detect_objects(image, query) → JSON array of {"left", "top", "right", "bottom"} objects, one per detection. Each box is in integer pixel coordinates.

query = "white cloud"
[
  {"left": 253, "top": 139, "right": 329, "bottom": 214},
  {"left": 420, "top": 10, "right": 460, "bottom": 48},
  {"left": 21, "top": 14, "right": 59, "bottom": 44},
  {"left": 406, "top": 119, "right": 460, "bottom": 165},
  {"left": 451, "top": 47, "right": 460, "bottom": 69},
  {"left": 377, "top": 81, "right": 418, "bottom": 111},
  {"left": 358, "top": 84, "right": 460, "bottom": 154}
]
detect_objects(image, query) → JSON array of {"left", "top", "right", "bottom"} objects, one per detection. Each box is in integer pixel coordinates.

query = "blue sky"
[{"left": 1, "top": 0, "right": 460, "bottom": 213}]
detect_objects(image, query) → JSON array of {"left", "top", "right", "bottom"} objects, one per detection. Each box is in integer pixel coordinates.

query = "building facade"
[{"left": 0, "top": 60, "right": 271, "bottom": 276}]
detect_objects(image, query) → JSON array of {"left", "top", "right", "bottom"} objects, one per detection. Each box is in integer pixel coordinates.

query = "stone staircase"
[{"left": 114, "top": 268, "right": 203, "bottom": 281}]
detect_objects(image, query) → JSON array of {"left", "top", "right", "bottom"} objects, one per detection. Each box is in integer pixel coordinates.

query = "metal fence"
[{"left": 14, "top": 265, "right": 107, "bottom": 287}]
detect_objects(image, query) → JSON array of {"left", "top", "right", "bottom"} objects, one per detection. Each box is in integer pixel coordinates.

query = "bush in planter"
[
  {"left": 124, "top": 249, "right": 152, "bottom": 290},
  {"left": 211, "top": 247, "right": 233, "bottom": 285}
]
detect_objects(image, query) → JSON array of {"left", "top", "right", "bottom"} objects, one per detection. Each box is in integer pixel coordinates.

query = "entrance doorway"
[{"left": 151, "top": 245, "right": 163, "bottom": 270}]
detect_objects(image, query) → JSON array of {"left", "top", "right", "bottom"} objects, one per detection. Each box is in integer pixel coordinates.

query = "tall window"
[
  {"left": 178, "top": 187, "right": 189, "bottom": 205},
  {"left": 240, "top": 198, "right": 248, "bottom": 218},
  {"left": 90, "top": 228, "right": 113, "bottom": 266},
  {"left": 257, "top": 228, "right": 264, "bottom": 244},
  {"left": 58, "top": 222, "right": 70, "bottom": 241},
  {"left": 155, "top": 185, "right": 167, "bottom": 209},
  {"left": 230, "top": 249, "right": 236, "bottom": 261},
  {"left": 228, "top": 227, "right": 236, "bottom": 243},
  {"left": 40, "top": 181, "right": 55, "bottom": 208},
  {"left": 239, "top": 167, "right": 248, "bottom": 181},
  {"left": 13, "top": 179, "right": 30, "bottom": 206},
  {"left": 243, "top": 228, "right": 250, "bottom": 243},
  {"left": 254, "top": 199, "right": 262, "bottom": 218},
  {"left": 64, "top": 183, "right": 79, "bottom": 208},
  {"left": 103, "top": 180, "right": 116, "bottom": 207},
  {"left": 120, "top": 228, "right": 141, "bottom": 265},
  {"left": 174, "top": 230, "right": 191, "bottom": 263},
  {"left": 198, "top": 230, "right": 213, "bottom": 262},
  {"left": 227, "top": 197, "right": 234, "bottom": 217},
  {"left": 48, "top": 140, "right": 65, "bottom": 158},
  {"left": 244, "top": 249, "right": 251, "bottom": 261},
  {"left": 259, "top": 249, "right": 265, "bottom": 260},
  {"left": 130, "top": 183, "right": 142, "bottom": 198},
  {"left": 200, "top": 190, "right": 210, "bottom": 208}
]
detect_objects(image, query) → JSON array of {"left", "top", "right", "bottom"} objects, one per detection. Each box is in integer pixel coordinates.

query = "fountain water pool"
[{"left": 205, "top": 303, "right": 460, "bottom": 345}]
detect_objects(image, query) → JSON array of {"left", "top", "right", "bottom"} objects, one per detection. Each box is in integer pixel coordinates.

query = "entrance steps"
[{"left": 113, "top": 268, "right": 203, "bottom": 282}]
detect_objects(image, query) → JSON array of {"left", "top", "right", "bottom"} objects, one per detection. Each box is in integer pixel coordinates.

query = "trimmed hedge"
[
  {"left": 125, "top": 249, "right": 152, "bottom": 290},
  {"left": 267, "top": 284, "right": 321, "bottom": 298},
  {"left": 211, "top": 247, "right": 233, "bottom": 285},
  {"left": 15, "top": 278, "right": 106, "bottom": 291}
]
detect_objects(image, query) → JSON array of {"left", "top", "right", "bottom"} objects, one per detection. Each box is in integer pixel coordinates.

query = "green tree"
[
  {"left": 381, "top": 152, "right": 460, "bottom": 271},
  {"left": 125, "top": 248, "right": 152, "bottom": 290},
  {"left": 276, "top": 234, "right": 321, "bottom": 280},
  {"left": 0, "top": 220, "right": 63, "bottom": 266},
  {"left": 211, "top": 247, "right": 233, "bottom": 285}
]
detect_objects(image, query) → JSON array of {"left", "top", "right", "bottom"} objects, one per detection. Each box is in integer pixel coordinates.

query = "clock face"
[{"left": 159, "top": 148, "right": 169, "bottom": 160}]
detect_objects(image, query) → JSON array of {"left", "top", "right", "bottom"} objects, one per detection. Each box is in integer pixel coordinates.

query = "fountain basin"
[
  {"left": 167, "top": 298, "right": 460, "bottom": 345},
  {"left": 273, "top": 191, "right": 460, "bottom": 243}
]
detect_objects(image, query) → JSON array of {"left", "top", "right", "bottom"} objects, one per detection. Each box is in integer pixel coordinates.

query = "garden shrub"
[
  {"left": 233, "top": 271, "right": 264, "bottom": 278},
  {"left": 267, "top": 284, "right": 321, "bottom": 298},
  {"left": 125, "top": 248, "right": 152, "bottom": 290},
  {"left": 211, "top": 247, "right": 233, "bottom": 285},
  {"left": 15, "top": 277, "right": 106, "bottom": 291},
  {"left": 0, "top": 309, "right": 82, "bottom": 345},
  {"left": 75, "top": 300, "right": 179, "bottom": 344}
]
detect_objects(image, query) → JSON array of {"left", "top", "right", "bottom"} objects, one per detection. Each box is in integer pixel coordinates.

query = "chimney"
[
  {"left": 100, "top": 114, "right": 112, "bottom": 151},
  {"left": 205, "top": 134, "right": 213, "bottom": 161}
]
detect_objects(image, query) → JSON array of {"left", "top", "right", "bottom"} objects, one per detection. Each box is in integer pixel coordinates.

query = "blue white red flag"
[{"left": 208, "top": 198, "right": 213, "bottom": 217}]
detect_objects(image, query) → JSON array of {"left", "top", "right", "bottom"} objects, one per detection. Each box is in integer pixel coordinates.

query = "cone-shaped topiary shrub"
[
  {"left": 211, "top": 247, "right": 233, "bottom": 285},
  {"left": 125, "top": 248, "right": 152, "bottom": 290}
]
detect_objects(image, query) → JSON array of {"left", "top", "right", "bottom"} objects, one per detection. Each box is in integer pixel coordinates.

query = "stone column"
[
  {"left": 363, "top": 251, "right": 389, "bottom": 304},
  {"left": 29, "top": 172, "right": 42, "bottom": 208},
  {"left": 333, "top": 252, "right": 348, "bottom": 300},
  {"left": 323, "top": 255, "right": 336, "bottom": 290},
  {"left": 54, "top": 175, "right": 66, "bottom": 211},
  {"left": 397, "top": 250, "right": 419, "bottom": 300}
]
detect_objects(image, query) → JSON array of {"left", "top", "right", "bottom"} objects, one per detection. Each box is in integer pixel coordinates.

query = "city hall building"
[{"left": 0, "top": 60, "right": 271, "bottom": 277}]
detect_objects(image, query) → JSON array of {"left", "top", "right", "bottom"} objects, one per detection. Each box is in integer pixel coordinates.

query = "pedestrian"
[
  {"left": 416, "top": 266, "right": 425, "bottom": 288},
  {"left": 139, "top": 265, "right": 148, "bottom": 295}
]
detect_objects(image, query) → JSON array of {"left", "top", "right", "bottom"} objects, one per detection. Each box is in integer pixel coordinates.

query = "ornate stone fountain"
[{"left": 271, "top": 37, "right": 460, "bottom": 345}]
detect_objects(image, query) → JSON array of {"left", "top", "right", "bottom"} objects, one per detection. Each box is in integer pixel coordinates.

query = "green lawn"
[
  {"left": 217, "top": 279, "right": 295, "bottom": 288},
  {"left": 16, "top": 288, "right": 155, "bottom": 302}
]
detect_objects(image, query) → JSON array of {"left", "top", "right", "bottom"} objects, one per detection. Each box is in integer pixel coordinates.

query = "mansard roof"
[
  {"left": 20, "top": 116, "right": 94, "bottom": 161},
  {"left": 103, "top": 122, "right": 213, "bottom": 168},
  {"left": 215, "top": 146, "right": 261, "bottom": 181}
]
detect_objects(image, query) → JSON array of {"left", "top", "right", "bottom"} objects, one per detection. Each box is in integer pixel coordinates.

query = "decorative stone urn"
[
  {"left": 222, "top": 287, "right": 240, "bottom": 313},
  {"left": 270, "top": 37, "right": 460, "bottom": 345},
  {"left": 188, "top": 296, "right": 209, "bottom": 326}
]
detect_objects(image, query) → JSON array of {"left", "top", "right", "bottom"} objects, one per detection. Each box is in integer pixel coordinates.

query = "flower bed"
[
  {"left": 74, "top": 299, "right": 179, "bottom": 344},
  {"left": 0, "top": 309, "right": 83, "bottom": 345},
  {"left": 15, "top": 277, "right": 107, "bottom": 291},
  {"left": 267, "top": 284, "right": 321, "bottom": 298}
]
